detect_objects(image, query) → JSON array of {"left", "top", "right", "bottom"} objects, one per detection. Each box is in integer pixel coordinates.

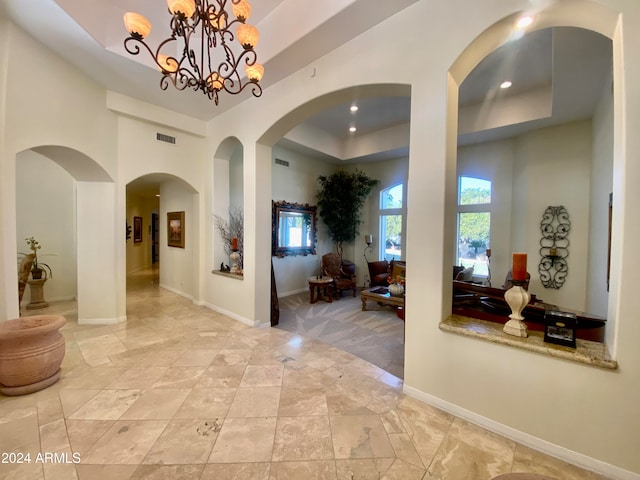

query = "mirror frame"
[{"left": 272, "top": 200, "right": 317, "bottom": 257}]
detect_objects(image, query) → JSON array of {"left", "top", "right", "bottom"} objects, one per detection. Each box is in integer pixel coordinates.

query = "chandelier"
[{"left": 123, "top": 0, "right": 264, "bottom": 105}]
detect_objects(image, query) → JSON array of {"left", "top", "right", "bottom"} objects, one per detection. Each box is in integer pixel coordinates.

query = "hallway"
[{"left": 0, "top": 269, "right": 609, "bottom": 479}]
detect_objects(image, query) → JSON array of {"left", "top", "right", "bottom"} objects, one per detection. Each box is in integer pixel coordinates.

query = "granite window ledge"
[
  {"left": 440, "top": 314, "right": 617, "bottom": 370},
  {"left": 211, "top": 270, "right": 244, "bottom": 280}
]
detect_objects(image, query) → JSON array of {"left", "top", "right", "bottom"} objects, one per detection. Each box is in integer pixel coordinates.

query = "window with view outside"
[
  {"left": 457, "top": 177, "right": 491, "bottom": 277},
  {"left": 380, "top": 184, "right": 403, "bottom": 261}
]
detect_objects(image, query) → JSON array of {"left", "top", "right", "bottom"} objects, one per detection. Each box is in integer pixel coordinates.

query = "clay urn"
[{"left": 0, "top": 315, "right": 66, "bottom": 396}]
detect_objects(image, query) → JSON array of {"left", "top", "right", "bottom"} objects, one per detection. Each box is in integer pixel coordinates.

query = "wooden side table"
[{"left": 308, "top": 276, "right": 334, "bottom": 303}]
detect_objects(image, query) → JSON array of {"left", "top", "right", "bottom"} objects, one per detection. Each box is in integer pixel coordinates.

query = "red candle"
[
  {"left": 512, "top": 253, "right": 527, "bottom": 281},
  {"left": 231, "top": 237, "right": 238, "bottom": 251}
]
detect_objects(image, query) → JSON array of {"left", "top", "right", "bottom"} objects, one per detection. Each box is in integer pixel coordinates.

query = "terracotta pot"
[{"left": 0, "top": 315, "right": 66, "bottom": 396}]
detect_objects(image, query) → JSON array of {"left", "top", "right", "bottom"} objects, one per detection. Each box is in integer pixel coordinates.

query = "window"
[
  {"left": 379, "top": 184, "right": 404, "bottom": 261},
  {"left": 457, "top": 176, "right": 491, "bottom": 277}
]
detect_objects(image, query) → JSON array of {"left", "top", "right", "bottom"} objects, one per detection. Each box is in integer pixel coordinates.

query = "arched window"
[
  {"left": 379, "top": 184, "right": 404, "bottom": 261},
  {"left": 457, "top": 176, "right": 491, "bottom": 279}
]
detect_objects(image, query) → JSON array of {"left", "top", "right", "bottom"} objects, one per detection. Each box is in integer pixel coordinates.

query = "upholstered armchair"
[
  {"left": 367, "top": 260, "right": 389, "bottom": 287},
  {"left": 322, "top": 253, "right": 357, "bottom": 298}
]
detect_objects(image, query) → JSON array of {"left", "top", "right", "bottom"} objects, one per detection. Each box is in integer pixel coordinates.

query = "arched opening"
[
  {"left": 126, "top": 173, "right": 200, "bottom": 304},
  {"left": 446, "top": 3, "right": 621, "bottom": 352},
  {"left": 257, "top": 84, "right": 411, "bottom": 379},
  {"left": 15, "top": 145, "right": 115, "bottom": 322}
]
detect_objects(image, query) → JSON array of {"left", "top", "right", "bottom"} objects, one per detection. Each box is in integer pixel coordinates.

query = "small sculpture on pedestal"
[{"left": 503, "top": 253, "right": 529, "bottom": 338}]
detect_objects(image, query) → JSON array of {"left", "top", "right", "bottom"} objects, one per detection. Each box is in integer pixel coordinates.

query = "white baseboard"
[
  {"left": 200, "top": 301, "right": 259, "bottom": 327},
  {"left": 402, "top": 385, "right": 640, "bottom": 480},
  {"left": 278, "top": 287, "right": 309, "bottom": 297},
  {"left": 77, "top": 315, "right": 127, "bottom": 325},
  {"left": 159, "top": 283, "right": 193, "bottom": 302}
]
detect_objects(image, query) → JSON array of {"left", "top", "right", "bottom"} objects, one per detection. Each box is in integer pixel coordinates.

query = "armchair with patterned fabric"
[{"left": 322, "top": 253, "right": 357, "bottom": 298}]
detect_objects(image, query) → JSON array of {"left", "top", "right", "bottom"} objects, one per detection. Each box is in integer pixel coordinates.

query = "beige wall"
[{"left": 1, "top": 0, "right": 639, "bottom": 476}]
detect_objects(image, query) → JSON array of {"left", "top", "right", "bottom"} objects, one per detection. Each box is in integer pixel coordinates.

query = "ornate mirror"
[{"left": 272, "top": 201, "right": 317, "bottom": 257}]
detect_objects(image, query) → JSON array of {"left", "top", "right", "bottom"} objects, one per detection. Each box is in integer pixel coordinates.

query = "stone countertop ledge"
[{"left": 440, "top": 315, "right": 617, "bottom": 370}]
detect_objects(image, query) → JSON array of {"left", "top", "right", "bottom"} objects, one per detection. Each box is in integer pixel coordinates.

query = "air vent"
[
  {"left": 156, "top": 133, "right": 176, "bottom": 144},
  {"left": 275, "top": 158, "right": 289, "bottom": 167}
]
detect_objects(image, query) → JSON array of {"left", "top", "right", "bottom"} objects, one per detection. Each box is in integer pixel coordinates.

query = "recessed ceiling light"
[
  {"left": 349, "top": 126, "right": 357, "bottom": 133},
  {"left": 516, "top": 16, "right": 533, "bottom": 29},
  {"left": 500, "top": 81, "right": 512, "bottom": 89},
  {"left": 350, "top": 105, "right": 358, "bottom": 113}
]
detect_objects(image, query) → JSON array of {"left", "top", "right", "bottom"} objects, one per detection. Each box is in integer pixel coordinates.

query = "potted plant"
[
  {"left": 23, "top": 236, "right": 53, "bottom": 280},
  {"left": 316, "top": 169, "right": 379, "bottom": 258}
]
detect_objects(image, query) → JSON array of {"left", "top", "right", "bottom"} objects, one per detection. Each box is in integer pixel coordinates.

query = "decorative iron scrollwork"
[{"left": 538, "top": 206, "right": 570, "bottom": 289}]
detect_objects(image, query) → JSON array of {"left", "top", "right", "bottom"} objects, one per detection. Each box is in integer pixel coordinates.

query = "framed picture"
[
  {"left": 167, "top": 211, "right": 185, "bottom": 248},
  {"left": 133, "top": 216, "right": 143, "bottom": 243},
  {"left": 544, "top": 310, "right": 577, "bottom": 348}
]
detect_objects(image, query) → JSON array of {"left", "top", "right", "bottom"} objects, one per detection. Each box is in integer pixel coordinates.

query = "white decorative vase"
[
  {"left": 503, "top": 284, "right": 530, "bottom": 337},
  {"left": 230, "top": 250, "right": 240, "bottom": 273},
  {"left": 388, "top": 283, "right": 404, "bottom": 297}
]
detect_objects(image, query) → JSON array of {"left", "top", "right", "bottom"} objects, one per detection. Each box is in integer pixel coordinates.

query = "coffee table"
[
  {"left": 361, "top": 287, "right": 404, "bottom": 311},
  {"left": 308, "top": 276, "right": 334, "bottom": 303}
]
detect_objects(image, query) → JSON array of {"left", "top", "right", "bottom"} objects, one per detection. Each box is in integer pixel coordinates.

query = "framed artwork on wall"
[
  {"left": 167, "top": 211, "right": 185, "bottom": 248},
  {"left": 133, "top": 216, "right": 143, "bottom": 243}
]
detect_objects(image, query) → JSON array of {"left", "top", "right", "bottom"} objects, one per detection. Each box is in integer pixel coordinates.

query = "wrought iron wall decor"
[{"left": 538, "top": 206, "right": 570, "bottom": 289}]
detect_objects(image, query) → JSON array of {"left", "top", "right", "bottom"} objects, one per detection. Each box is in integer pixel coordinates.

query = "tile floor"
[{"left": 0, "top": 269, "right": 610, "bottom": 479}]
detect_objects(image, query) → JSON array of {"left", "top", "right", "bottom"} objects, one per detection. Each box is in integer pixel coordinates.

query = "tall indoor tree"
[{"left": 316, "top": 169, "right": 379, "bottom": 258}]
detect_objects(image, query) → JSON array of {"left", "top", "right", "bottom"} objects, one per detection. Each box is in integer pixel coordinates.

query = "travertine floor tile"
[
  {"left": 269, "top": 460, "right": 337, "bottom": 479},
  {"left": 330, "top": 414, "right": 395, "bottom": 459},
  {"left": 68, "top": 390, "right": 142, "bottom": 420},
  {"left": 226, "top": 386, "right": 280, "bottom": 417},
  {"left": 142, "top": 419, "right": 220, "bottom": 464},
  {"left": 0, "top": 267, "right": 611, "bottom": 480},
  {"left": 174, "top": 387, "right": 236, "bottom": 418},
  {"left": 120, "top": 388, "right": 191, "bottom": 420},
  {"left": 200, "top": 462, "right": 270, "bottom": 480},
  {"left": 272, "top": 416, "right": 334, "bottom": 461},
  {"left": 82, "top": 420, "right": 168, "bottom": 464},
  {"left": 207, "top": 417, "right": 276, "bottom": 463}
]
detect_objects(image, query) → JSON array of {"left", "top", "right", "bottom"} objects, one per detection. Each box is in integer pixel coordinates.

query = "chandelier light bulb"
[
  {"left": 245, "top": 63, "right": 264, "bottom": 82},
  {"left": 232, "top": 0, "right": 252, "bottom": 22},
  {"left": 123, "top": 12, "right": 151, "bottom": 39},
  {"left": 236, "top": 24, "right": 259, "bottom": 49},
  {"left": 167, "top": 0, "right": 196, "bottom": 17},
  {"left": 208, "top": 72, "right": 224, "bottom": 91}
]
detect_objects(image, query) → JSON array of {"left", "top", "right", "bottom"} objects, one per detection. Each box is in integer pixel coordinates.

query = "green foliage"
[
  {"left": 460, "top": 187, "right": 490, "bottom": 205},
  {"left": 459, "top": 212, "right": 490, "bottom": 254},
  {"left": 316, "top": 170, "right": 379, "bottom": 250},
  {"left": 23, "top": 236, "right": 53, "bottom": 277}
]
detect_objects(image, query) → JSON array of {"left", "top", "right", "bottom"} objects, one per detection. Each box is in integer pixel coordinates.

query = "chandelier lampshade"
[
  {"left": 245, "top": 63, "right": 264, "bottom": 82},
  {"left": 236, "top": 23, "right": 259, "bottom": 49},
  {"left": 123, "top": 12, "right": 151, "bottom": 39},
  {"left": 167, "top": 0, "right": 196, "bottom": 18},
  {"left": 123, "top": 0, "right": 263, "bottom": 105},
  {"left": 231, "top": 0, "right": 251, "bottom": 21}
]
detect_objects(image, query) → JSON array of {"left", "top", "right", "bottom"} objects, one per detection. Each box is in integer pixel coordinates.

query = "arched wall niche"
[
  {"left": 446, "top": 0, "right": 622, "bottom": 352},
  {"left": 213, "top": 137, "right": 244, "bottom": 270}
]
